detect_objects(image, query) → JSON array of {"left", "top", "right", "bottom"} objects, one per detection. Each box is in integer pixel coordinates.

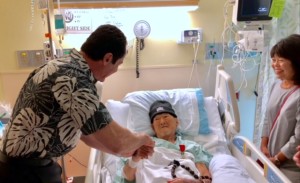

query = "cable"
[
  {"left": 221, "top": 0, "right": 262, "bottom": 95},
  {"left": 140, "top": 39, "right": 145, "bottom": 50},
  {"left": 57, "top": 0, "right": 61, "bottom": 12},
  {"left": 67, "top": 153, "right": 87, "bottom": 168},
  {"left": 221, "top": 0, "right": 239, "bottom": 64},
  {"left": 221, "top": 0, "right": 230, "bottom": 63},
  {"left": 59, "top": 35, "right": 64, "bottom": 49},
  {"left": 231, "top": 43, "right": 261, "bottom": 92},
  {"left": 136, "top": 38, "right": 140, "bottom": 78},
  {"left": 193, "top": 40, "right": 201, "bottom": 88},
  {"left": 187, "top": 39, "right": 201, "bottom": 88},
  {"left": 253, "top": 64, "right": 260, "bottom": 97}
]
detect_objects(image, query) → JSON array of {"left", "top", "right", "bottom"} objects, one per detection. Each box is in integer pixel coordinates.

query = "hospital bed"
[{"left": 84, "top": 64, "right": 291, "bottom": 183}]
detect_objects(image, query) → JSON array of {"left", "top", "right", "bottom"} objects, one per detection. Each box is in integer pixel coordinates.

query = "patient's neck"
[{"left": 158, "top": 134, "right": 176, "bottom": 144}]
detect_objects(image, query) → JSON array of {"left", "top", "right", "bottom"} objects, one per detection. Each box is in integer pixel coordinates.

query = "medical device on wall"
[
  {"left": 237, "top": 30, "right": 264, "bottom": 52},
  {"left": 232, "top": 0, "right": 273, "bottom": 29},
  {"left": 54, "top": 14, "right": 66, "bottom": 35},
  {"left": 179, "top": 28, "right": 203, "bottom": 44},
  {"left": 133, "top": 20, "right": 151, "bottom": 78},
  {"left": 54, "top": 0, "right": 66, "bottom": 49},
  {"left": 43, "top": 41, "right": 57, "bottom": 61}
]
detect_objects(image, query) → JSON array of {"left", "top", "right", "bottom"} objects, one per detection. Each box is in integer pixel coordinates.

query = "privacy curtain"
[{"left": 253, "top": 0, "right": 300, "bottom": 147}]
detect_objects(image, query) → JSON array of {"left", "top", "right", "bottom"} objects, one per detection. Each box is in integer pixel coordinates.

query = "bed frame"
[
  {"left": 215, "top": 64, "right": 291, "bottom": 183},
  {"left": 84, "top": 64, "right": 291, "bottom": 183}
]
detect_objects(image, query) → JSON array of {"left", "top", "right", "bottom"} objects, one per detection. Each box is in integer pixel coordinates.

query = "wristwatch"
[{"left": 274, "top": 155, "right": 281, "bottom": 167}]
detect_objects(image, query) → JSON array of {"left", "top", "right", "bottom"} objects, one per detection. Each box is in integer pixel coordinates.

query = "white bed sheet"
[{"left": 97, "top": 96, "right": 253, "bottom": 183}]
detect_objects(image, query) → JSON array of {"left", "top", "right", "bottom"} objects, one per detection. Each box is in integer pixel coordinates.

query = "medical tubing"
[
  {"left": 194, "top": 41, "right": 201, "bottom": 88},
  {"left": 57, "top": 0, "right": 61, "bottom": 12},
  {"left": 188, "top": 40, "right": 200, "bottom": 88}
]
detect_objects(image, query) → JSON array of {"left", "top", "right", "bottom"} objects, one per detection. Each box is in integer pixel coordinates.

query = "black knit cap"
[{"left": 149, "top": 100, "right": 177, "bottom": 123}]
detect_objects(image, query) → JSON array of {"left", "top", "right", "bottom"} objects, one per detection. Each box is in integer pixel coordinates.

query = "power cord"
[
  {"left": 135, "top": 38, "right": 145, "bottom": 78},
  {"left": 136, "top": 38, "right": 140, "bottom": 78},
  {"left": 67, "top": 153, "right": 87, "bottom": 168}
]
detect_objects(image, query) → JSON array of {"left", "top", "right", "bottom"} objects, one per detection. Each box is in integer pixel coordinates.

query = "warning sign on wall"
[{"left": 63, "top": 9, "right": 92, "bottom": 34}]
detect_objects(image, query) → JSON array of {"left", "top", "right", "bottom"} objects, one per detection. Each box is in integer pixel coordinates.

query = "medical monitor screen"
[{"left": 237, "top": 0, "right": 273, "bottom": 21}]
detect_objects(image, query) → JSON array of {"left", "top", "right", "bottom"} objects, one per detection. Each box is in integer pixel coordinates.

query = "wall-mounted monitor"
[{"left": 232, "top": 0, "right": 273, "bottom": 29}]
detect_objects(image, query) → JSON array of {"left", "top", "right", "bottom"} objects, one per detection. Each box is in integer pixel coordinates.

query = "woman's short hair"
[{"left": 270, "top": 34, "right": 300, "bottom": 85}]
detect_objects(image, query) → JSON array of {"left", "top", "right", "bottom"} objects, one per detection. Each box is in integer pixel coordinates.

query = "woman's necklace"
[
  {"left": 170, "top": 160, "right": 212, "bottom": 181},
  {"left": 171, "top": 160, "right": 199, "bottom": 179},
  {"left": 169, "top": 145, "right": 212, "bottom": 182}
]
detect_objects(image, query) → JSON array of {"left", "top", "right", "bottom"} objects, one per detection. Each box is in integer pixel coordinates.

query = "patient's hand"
[
  {"left": 129, "top": 133, "right": 154, "bottom": 159},
  {"left": 132, "top": 143, "right": 155, "bottom": 162}
]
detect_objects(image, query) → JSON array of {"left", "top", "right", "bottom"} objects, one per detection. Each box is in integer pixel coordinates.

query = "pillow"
[
  {"left": 122, "top": 88, "right": 210, "bottom": 136},
  {"left": 105, "top": 100, "right": 129, "bottom": 128},
  {"left": 204, "top": 96, "right": 223, "bottom": 135}
]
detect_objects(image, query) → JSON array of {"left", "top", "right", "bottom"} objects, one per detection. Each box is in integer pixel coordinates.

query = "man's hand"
[{"left": 132, "top": 138, "right": 155, "bottom": 162}]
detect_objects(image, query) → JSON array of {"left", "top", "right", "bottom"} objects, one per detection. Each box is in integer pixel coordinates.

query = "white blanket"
[
  {"left": 209, "top": 154, "right": 256, "bottom": 183},
  {"left": 135, "top": 147, "right": 200, "bottom": 183},
  {"left": 133, "top": 149, "right": 256, "bottom": 183}
]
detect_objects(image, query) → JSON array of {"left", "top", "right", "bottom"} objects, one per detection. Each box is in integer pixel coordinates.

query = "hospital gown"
[{"left": 113, "top": 135, "right": 212, "bottom": 183}]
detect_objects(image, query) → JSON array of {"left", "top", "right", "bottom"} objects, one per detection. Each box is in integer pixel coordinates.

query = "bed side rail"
[
  {"left": 85, "top": 148, "right": 104, "bottom": 183},
  {"left": 215, "top": 64, "right": 240, "bottom": 140},
  {"left": 231, "top": 136, "right": 291, "bottom": 183}
]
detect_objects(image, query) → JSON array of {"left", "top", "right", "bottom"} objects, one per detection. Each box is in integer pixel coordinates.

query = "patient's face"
[{"left": 152, "top": 113, "right": 178, "bottom": 141}]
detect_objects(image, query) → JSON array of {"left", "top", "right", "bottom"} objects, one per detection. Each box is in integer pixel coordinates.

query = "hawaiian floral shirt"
[{"left": 0, "top": 49, "right": 112, "bottom": 158}]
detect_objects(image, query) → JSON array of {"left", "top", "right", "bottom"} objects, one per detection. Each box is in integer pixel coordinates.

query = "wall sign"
[{"left": 63, "top": 9, "right": 92, "bottom": 34}]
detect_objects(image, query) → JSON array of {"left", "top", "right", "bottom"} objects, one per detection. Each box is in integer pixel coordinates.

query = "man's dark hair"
[
  {"left": 270, "top": 34, "right": 300, "bottom": 85},
  {"left": 81, "top": 24, "right": 127, "bottom": 64}
]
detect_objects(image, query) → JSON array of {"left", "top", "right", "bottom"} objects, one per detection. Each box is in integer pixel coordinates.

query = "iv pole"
[
  {"left": 46, "top": 0, "right": 55, "bottom": 60},
  {"left": 45, "top": 1, "right": 67, "bottom": 182}
]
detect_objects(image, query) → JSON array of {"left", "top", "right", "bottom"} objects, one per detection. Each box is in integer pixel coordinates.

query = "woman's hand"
[
  {"left": 293, "top": 146, "right": 300, "bottom": 167},
  {"left": 261, "top": 146, "right": 270, "bottom": 157},
  {"left": 268, "top": 157, "right": 277, "bottom": 165},
  {"left": 260, "top": 137, "right": 270, "bottom": 157}
]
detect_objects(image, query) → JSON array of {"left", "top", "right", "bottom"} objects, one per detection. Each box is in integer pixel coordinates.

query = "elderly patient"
[{"left": 118, "top": 100, "right": 213, "bottom": 183}]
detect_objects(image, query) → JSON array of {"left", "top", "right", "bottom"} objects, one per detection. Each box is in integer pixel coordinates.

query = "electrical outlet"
[
  {"left": 205, "top": 43, "right": 220, "bottom": 60},
  {"left": 192, "top": 59, "right": 199, "bottom": 64},
  {"left": 205, "top": 42, "right": 235, "bottom": 60},
  {"left": 17, "top": 48, "right": 72, "bottom": 68},
  {"left": 17, "top": 51, "right": 30, "bottom": 67},
  {"left": 32, "top": 50, "right": 45, "bottom": 65},
  {"left": 17, "top": 50, "right": 46, "bottom": 68}
]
